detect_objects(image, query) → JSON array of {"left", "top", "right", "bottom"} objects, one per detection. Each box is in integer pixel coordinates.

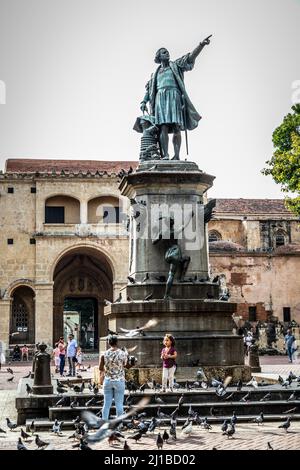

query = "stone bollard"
[
  {"left": 248, "top": 343, "right": 261, "bottom": 373},
  {"left": 30, "top": 346, "right": 39, "bottom": 379},
  {"left": 32, "top": 343, "right": 53, "bottom": 395}
]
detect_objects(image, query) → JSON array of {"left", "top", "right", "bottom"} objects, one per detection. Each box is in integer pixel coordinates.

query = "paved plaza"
[{"left": 0, "top": 357, "right": 300, "bottom": 451}]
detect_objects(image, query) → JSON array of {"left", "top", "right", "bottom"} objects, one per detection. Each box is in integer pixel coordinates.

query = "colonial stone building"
[
  {"left": 0, "top": 159, "right": 136, "bottom": 349},
  {"left": 0, "top": 159, "right": 299, "bottom": 349},
  {"left": 209, "top": 199, "right": 300, "bottom": 323}
]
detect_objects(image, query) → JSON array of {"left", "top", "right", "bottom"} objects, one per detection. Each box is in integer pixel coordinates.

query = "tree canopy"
[{"left": 262, "top": 104, "right": 300, "bottom": 216}]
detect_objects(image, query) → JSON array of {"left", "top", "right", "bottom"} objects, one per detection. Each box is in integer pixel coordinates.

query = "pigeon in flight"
[
  {"left": 82, "top": 397, "right": 149, "bottom": 443},
  {"left": 119, "top": 319, "right": 158, "bottom": 337}
]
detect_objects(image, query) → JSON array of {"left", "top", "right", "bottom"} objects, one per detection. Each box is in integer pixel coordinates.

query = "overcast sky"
[{"left": 0, "top": 0, "right": 299, "bottom": 198}]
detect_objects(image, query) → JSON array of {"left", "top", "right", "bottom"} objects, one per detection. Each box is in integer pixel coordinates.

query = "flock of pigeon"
[{"left": 1, "top": 368, "right": 300, "bottom": 450}]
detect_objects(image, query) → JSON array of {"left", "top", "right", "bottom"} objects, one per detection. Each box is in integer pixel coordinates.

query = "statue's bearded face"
[{"left": 158, "top": 48, "right": 170, "bottom": 62}]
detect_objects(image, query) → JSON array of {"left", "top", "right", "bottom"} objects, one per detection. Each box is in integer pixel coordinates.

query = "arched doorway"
[
  {"left": 10, "top": 286, "right": 35, "bottom": 345},
  {"left": 53, "top": 247, "right": 113, "bottom": 349}
]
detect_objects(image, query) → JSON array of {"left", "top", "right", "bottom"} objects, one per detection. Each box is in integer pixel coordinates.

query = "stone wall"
[{"left": 210, "top": 253, "right": 300, "bottom": 323}]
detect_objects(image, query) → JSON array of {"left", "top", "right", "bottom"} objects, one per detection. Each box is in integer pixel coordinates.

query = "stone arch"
[
  {"left": 87, "top": 195, "right": 123, "bottom": 224},
  {"left": 5, "top": 279, "right": 36, "bottom": 300},
  {"left": 274, "top": 228, "right": 288, "bottom": 248},
  {"left": 45, "top": 195, "right": 80, "bottom": 224},
  {"left": 52, "top": 245, "right": 114, "bottom": 348},
  {"left": 48, "top": 243, "right": 117, "bottom": 282},
  {"left": 9, "top": 285, "right": 35, "bottom": 345},
  {"left": 208, "top": 230, "right": 222, "bottom": 243}
]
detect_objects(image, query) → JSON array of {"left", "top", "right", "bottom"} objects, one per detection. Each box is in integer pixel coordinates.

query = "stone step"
[
  {"left": 48, "top": 399, "right": 300, "bottom": 421},
  {"left": 26, "top": 412, "right": 300, "bottom": 432}
]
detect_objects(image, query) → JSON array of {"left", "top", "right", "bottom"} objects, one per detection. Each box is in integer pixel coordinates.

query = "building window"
[
  {"left": 30, "top": 238, "right": 36, "bottom": 245},
  {"left": 12, "top": 301, "right": 28, "bottom": 330},
  {"left": 275, "top": 231, "right": 286, "bottom": 247},
  {"left": 208, "top": 230, "right": 222, "bottom": 243},
  {"left": 45, "top": 206, "right": 65, "bottom": 223},
  {"left": 7, "top": 239, "right": 13, "bottom": 245},
  {"left": 103, "top": 206, "right": 120, "bottom": 224},
  {"left": 248, "top": 306, "right": 257, "bottom": 322},
  {"left": 283, "top": 307, "right": 291, "bottom": 323},
  {"left": 31, "top": 187, "right": 36, "bottom": 194},
  {"left": 7, "top": 187, "right": 14, "bottom": 194}
]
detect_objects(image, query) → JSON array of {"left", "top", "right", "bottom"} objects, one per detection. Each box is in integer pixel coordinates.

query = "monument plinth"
[{"left": 101, "top": 161, "right": 248, "bottom": 380}]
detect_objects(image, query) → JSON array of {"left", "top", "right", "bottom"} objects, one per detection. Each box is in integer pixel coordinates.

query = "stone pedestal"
[
  {"left": 248, "top": 344, "right": 261, "bottom": 372},
  {"left": 35, "top": 284, "right": 53, "bottom": 346},
  {"left": 32, "top": 343, "right": 53, "bottom": 395},
  {"left": 101, "top": 161, "right": 247, "bottom": 379}
]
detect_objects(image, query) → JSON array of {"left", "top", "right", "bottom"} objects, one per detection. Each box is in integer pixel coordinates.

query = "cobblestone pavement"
[
  {"left": 0, "top": 420, "right": 300, "bottom": 451},
  {"left": 1, "top": 358, "right": 300, "bottom": 451}
]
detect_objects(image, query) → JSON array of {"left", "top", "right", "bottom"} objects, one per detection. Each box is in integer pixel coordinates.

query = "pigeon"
[
  {"left": 223, "top": 424, "right": 235, "bottom": 438},
  {"left": 35, "top": 434, "right": 49, "bottom": 448},
  {"left": 52, "top": 419, "right": 63, "bottom": 435},
  {"left": 83, "top": 397, "right": 149, "bottom": 443},
  {"left": 156, "top": 433, "right": 164, "bottom": 449},
  {"left": 221, "top": 420, "right": 229, "bottom": 433},
  {"left": 260, "top": 392, "right": 271, "bottom": 402},
  {"left": 114, "top": 293, "right": 122, "bottom": 303},
  {"left": 70, "top": 400, "right": 80, "bottom": 408},
  {"left": 129, "top": 431, "right": 143, "bottom": 443},
  {"left": 177, "top": 394, "right": 185, "bottom": 407},
  {"left": 0, "top": 427, "right": 7, "bottom": 434},
  {"left": 7, "top": 376, "right": 14, "bottom": 382},
  {"left": 287, "top": 392, "right": 298, "bottom": 402},
  {"left": 6, "top": 418, "right": 18, "bottom": 431},
  {"left": 246, "top": 377, "right": 258, "bottom": 388},
  {"left": 29, "top": 421, "right": 35, "bottom": 434},
  {"left": 231, "top": 411, "right": 238, "bottom": 426},
  {"left": 57, "top": 386, "right": 68, "bottom": 394},
  {"left": 119, "top": 319, "right": 158, "bottom": 337},
  {"left": 127, "top": 276, "right": 136, "bottom": 284},
  {"left": 283, "top": 407, "right": 298, "bottom": 414},
  {"left": 17, "top": 437, "right": 27, "bottom": 450},
  {"left": 155, "top": 395, "right": 165, "bottom": 404},
  {"left": 26, "top": 384, "right": 32, "bottom": 395},
  {"left": 55, "top": 396, "right": 69, "bottom": 407},
  {"left": 7, "top": 367, "right": 14, "bottom": 374},
  {"left": 144, "top": 292, "right": 153, "bottom": 301},
  {"left": 278, "top": 417, "right": 291, "bottom": 432},
  {"left": 72, "top": 437, "right": 92, "bottom": 451},
  {"left": 239, "top": 391, "right": 251, "bottom": 402},
  {"left": 162, "top": 430, "right": 169, "bottom": 442},
  {"left": 170, "top": 424, "right": 177, "bottom": 440},
  {"left": 215, "top": 376, "right": 232, "bottom": 397},
  {"left": 104, "top": 299, "right": 112, "bottom": 306},
  {"left": 225, "top": 392, "right": 235, "bottom": 401},
  {"left": 20, "top": 428, "right": 31, "bottom": 441},
  {"left": 253, "top": 412, "right": 264, "bottom": 425},
  {"left": 181, "top": 420, "right": 193, "bottom": 436},
  {"left": 123, "top": 440, "right": 131, "bottom": 450},
  {"left": 236, "top": 379, "right": 242, "bottom": 391}
]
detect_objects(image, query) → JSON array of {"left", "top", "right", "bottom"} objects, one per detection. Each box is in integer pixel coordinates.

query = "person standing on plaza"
[
  {"left": 21, "top": 344, "right": 29, "bottom": 361},
  {"left": 284, "top": 329, "right": 296, "bottom": 363},
  {"left": 99, "top": 335, "right": 128, "bottom": 420},
  {"left": 66, "top": 334, "right": 78, "bottom": 377},
  {"left": 58, "top": 336, "right": 66, "bottom": 376},
  {"left": 161, "top": 334, "right": 177, "bottom": 392},
  {"left": 0, "top": 340, "right": 5, "bottom": 370},
  {"left": 52, "top": 343, "right": 60, "bottom": 373}
]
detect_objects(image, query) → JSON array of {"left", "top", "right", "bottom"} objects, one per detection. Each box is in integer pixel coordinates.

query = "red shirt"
[{"left": 161, "top": 347, "right": 176, "bottom": 368}]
